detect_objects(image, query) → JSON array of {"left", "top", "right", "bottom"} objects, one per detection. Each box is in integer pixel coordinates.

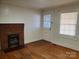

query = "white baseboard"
[{"left": 44, "top": 39, "right": 79, "bottom": 52}]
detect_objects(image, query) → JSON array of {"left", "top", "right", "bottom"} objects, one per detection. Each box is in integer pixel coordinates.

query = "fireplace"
[
  {"left": 8, "top": 33, "right": 19, "bottom": 48},
  {"left": 0, "top": 24, "right": 24, "bottom": 52}
]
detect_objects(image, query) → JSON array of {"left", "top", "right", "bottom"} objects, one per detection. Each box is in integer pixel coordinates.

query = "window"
[
  {"left": 60, "top": 12, "right": 78, "bottom": 36},
  {"left": 43, "top": 14, "right": 51, "bottom": 29}
]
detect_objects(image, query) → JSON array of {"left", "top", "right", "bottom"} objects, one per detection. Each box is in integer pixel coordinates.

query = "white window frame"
[
  {"left": 59, "top": 12, "right": 78, "bottom": 37},
  {"left": 43, "top": 14, "right": 51, "bottom": 30}
]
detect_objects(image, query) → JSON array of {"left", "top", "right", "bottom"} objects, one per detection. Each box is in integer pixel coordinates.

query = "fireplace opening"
[{"left": 8, "top": 33, "right": 19, "bottom": 48}]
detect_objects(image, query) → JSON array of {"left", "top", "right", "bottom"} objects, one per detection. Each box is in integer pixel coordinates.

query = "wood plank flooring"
[{"left": 0, "top": 40, "right": 79, "bottom": 59}]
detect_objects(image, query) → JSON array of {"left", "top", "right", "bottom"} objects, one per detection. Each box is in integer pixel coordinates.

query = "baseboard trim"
[
  {"left": 44, "top": 39, "right": 79, "bottom": 53},
  {"left": 25, "top": 39, "right": 79, "bottom": 52},
  {"left": 2, "top": 39, "right": 79, "bottom": 53}
]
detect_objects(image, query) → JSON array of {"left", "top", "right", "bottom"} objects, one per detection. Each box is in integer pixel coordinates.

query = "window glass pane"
[
  {"left": 60, "top": 12, "right": 78, "bottom": 24},
  {"left": 60, "top": 12, "right": 78, "bottom": 36},
  {"left": 43, "top": 15, "right": 51, "bottom": 28}
]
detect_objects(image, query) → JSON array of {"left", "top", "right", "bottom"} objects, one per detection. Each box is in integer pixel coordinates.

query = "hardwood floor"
[{"left": 0, "top": 40, "right": 79, "bottom": 59}]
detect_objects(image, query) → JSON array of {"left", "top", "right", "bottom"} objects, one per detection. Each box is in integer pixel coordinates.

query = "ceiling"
[{"left": 1, "top": 0, "right": 79, "bottom": 9}]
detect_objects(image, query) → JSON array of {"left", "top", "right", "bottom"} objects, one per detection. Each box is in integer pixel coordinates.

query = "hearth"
[{"left": 8, "top": 33, "right": 19, "bottom": 48}]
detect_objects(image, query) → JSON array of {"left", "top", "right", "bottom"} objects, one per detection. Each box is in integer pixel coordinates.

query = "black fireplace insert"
[{"left": 8, "top": 33, "right": 19, "bottom": 48}]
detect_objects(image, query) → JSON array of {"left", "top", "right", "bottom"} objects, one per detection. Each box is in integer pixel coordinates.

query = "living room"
[{"left": 0, "top": 0, "right": 79, "bottom": 59}]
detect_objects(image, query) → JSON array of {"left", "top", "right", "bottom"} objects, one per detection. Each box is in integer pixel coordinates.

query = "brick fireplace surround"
[{"left": 0, "top": 24, "right": 24, "bottom": 52}]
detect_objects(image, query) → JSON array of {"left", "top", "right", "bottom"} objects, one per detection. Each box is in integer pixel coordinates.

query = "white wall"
[
  {"left": 42, "top": 3, "right": 79, "bottom": 51},
  {"left": 0, "top": 3, "right": 41, "bottom": 46},
  {"left": 0, "top": 2, "right": 79, "bottom": 52}
]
